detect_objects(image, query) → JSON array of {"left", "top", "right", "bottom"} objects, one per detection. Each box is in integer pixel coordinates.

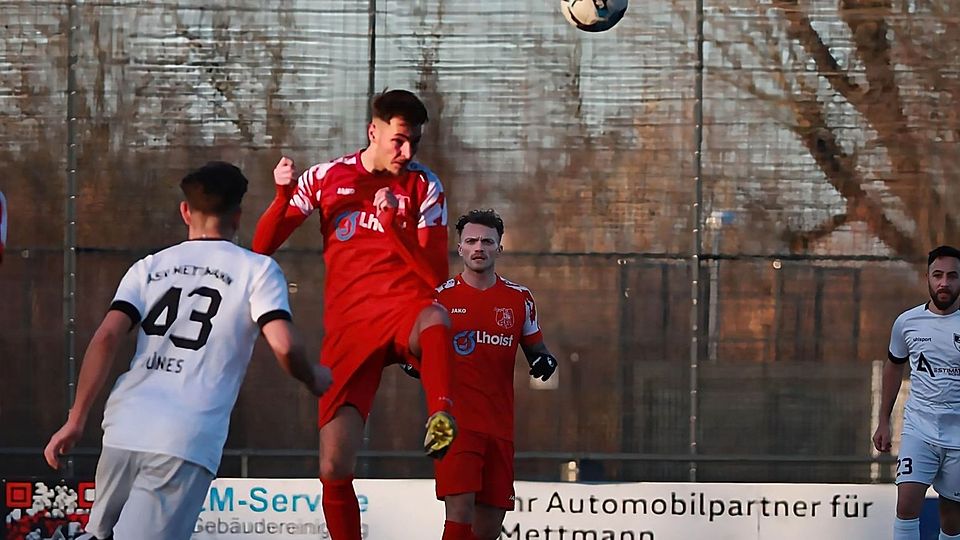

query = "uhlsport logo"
[
  {"left": 453, "top": 330, "right": 515, "bottom": 356},
  {"left": 334, "top": 211, "right": 360, "bottom": 241}
]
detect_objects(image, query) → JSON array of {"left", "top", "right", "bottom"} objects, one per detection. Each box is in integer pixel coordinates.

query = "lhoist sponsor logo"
[{"left": 453, "top": 330, "right": 514, "bottom": 356}]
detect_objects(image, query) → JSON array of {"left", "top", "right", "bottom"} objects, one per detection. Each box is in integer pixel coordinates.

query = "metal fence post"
[
  {"left": 689, "top": 0, "right": 706, "bottom": 483},
  {"left": 64, "top": 0, "right": 80, "bottom": 478}
]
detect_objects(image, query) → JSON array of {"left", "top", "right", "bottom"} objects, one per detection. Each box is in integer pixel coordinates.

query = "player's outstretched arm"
[
  {"left": 43, "top": 310, "right": 132, "bottom": 469},
  {"left": 261, "top": 318, "right": 331, "bottom": 396},
  {"left": 873, "top": 358, "right": 906, "bottom": 453},
  {"left": 252, "top": 157, "right": 311, "bottom": 255},
  {"left": 522, "top": 341, "right": 558, "bottom": 382}
]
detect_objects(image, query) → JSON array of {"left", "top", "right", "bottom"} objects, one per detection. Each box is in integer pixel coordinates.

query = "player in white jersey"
[
  {"left": 43, "top": 162, "right": 332, "bottom": 540},
  {"left": 874, "top": 245, "right": 960, "bottom": 540}
]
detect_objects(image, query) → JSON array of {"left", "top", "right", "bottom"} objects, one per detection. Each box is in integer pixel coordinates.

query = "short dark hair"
[
  {"left": 928, "top": 245, "right": 960, "bottom": 266},
  {"left": 180, "top": 161, "right": 248, "bottom": 216},
  {"left": 456, "top": 209, "right": 504, "bottom": 239},
  {"left": 370, "top": 89, "right": 428, "bottom": 126}
]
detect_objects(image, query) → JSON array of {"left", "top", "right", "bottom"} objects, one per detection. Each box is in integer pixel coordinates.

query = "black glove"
[
  {"left": 528, "top": 353, "right": 557, "bottom": 381},
  {"left": 399, "top": 362, "right": 421, "bottom": 379}
]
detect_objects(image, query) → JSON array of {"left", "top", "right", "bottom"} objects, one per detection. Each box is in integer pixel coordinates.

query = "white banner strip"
[{"left": 192, "top": 480, "right": 897, "bottom": 540}]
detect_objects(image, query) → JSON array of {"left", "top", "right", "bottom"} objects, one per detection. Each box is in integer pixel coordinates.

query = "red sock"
[
  {"left": 419, "top": 324, "right": 454, "bottom": 414},
  {"left": 320, "top": 477, "right": 360, "bottom": 540},
  {"left": 442, "top": 520, "right": 474, "bottom": 540}
]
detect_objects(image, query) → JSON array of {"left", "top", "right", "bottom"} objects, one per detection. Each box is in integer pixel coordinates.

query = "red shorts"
[
  {"left": 317, "top": 299, "right": 432, "bottom": 428},
  {"left": 434, "top": 429, "right": 515, "bottom": 510}
]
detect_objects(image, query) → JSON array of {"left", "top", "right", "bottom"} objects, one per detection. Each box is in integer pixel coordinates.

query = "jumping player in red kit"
[
  {"left": 252, "top": 89, "right": 457, "bottom": 540},
  {"left": 404, "top": 209, "right": 558, "bottom": 540}
]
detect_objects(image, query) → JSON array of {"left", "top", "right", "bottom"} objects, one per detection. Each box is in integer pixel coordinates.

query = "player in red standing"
[
  {"left": 404, "top": 209, "right": 558, "bottom": 539},
  {"left": 252, "top": 89, "right": 458, "bottom": 540}
]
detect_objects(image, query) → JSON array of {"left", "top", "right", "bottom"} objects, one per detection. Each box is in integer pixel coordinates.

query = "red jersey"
[
  {"left": 437, "top": 274, "right": 543, "bottom": 441},
  {"left": 252, "top": 153, "right": 448, "bottom": 330}
]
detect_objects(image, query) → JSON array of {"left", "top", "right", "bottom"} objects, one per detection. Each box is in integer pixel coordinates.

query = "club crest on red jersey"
[{"left": 495, "top": 307, "right": 515, "bottom": 329}]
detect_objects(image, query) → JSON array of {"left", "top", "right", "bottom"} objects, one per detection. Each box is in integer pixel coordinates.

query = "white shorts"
[
  {"left": 86, "top": 446, "right": 214, "bottom": 540},
  {"left": 896, "top": 432, "right": 960, "bottom": 501}
]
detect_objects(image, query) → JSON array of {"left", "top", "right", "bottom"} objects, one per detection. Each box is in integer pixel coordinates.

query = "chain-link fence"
[{"left": 2, "top": 0, "right": 957, "bottom": 483}]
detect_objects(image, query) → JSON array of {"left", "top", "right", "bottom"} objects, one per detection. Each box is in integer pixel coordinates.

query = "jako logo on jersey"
[
  {"left": 334, "top": 210, "right": 385, "bottom": 241},
  {"left": 337, "top": 187, "right": 356, "bottom": 195},
  {"left": 453, "top": 330, "right": 514, "bottom": 356},
  {"left": 495, "top": 307, "right": 514, "bottom": 329},
  {"left": 450, "top": 307, "right": 467, "bottom": 314}
]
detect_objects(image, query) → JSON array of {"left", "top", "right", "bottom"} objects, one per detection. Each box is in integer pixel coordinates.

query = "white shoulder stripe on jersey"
[
  {"left": 289, "top": 157, "right": 350, "bottom": 215},
  {"left": 501, "top": 276, "right": 532, "bottom": 295},
  {"left": 408, "top": 162, "right": 447, "bottom": 229},
  {"left": 407, "top": 161, "right": 435, "bottom": 176}
]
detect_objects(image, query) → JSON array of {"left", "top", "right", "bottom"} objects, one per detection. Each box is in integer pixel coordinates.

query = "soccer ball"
[{"left": 560, "top": 0, "right": 628, "bottom": 32}]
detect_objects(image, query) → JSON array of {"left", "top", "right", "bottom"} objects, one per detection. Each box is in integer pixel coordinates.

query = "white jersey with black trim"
[
  {"left": 101, "top": 239, "right": 291, "bottom": 473},
  {"left": 889, "top": 303, "right": 960, "bottom": 449}
]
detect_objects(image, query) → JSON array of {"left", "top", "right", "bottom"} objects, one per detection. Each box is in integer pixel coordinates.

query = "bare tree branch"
[
  {"left": 712, "top": 8, "right": 885, "bottom": 249},
  {"left": 784, "top": 73, "right": 916, "bottom": 255},
  {"left": 706, "top": 1, "right": 960, "bottom": 256},
  {"left": 838, "top": 0, "right": 955, "bottom": 249},
  {"left": 784, "top": 212, "right": 850, "bottom": 251},
  {"left": 893, "top": 12, "right": 960, "bottom": 146},
  {"left": 769, "top": 1, "right": 867, "bottom": 104}
]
